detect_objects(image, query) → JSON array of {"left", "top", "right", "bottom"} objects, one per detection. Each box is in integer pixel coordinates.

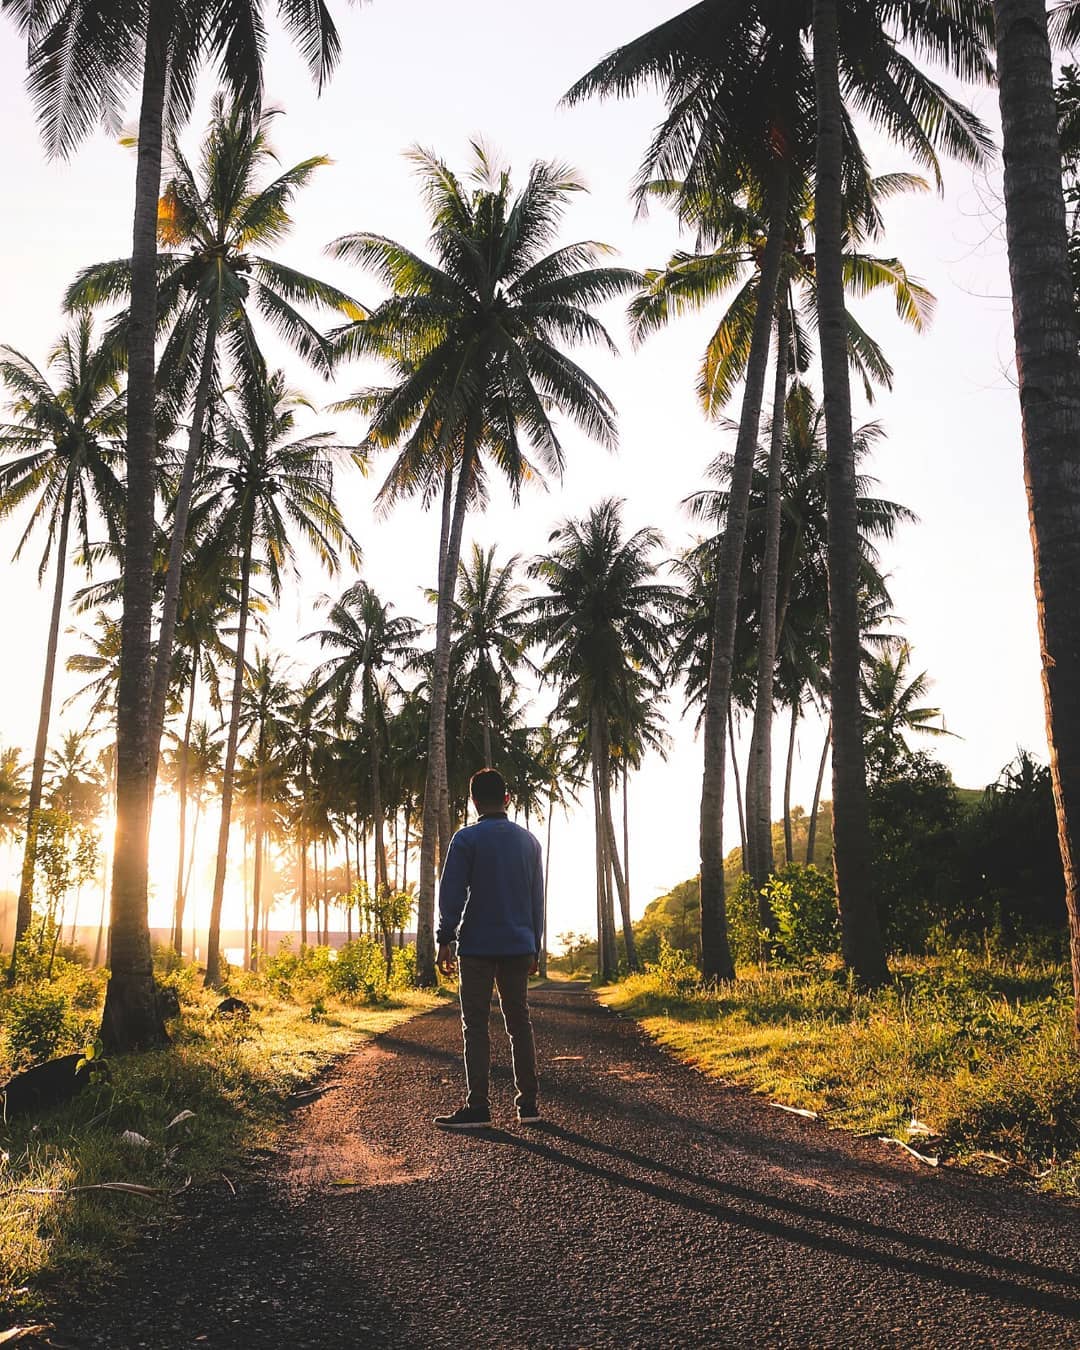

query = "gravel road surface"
[{"left": 53, "top": 981, "right": 1080, "bottom": 1348}]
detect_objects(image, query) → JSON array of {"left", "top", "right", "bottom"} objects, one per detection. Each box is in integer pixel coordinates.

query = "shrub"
[
  {"left": 389, "top": 943, "right": 416, "bottom": 990},
  {"left": 766, "top": 863, "right": 839, "bottom": 963},
  {"left": 5, "top": 985, "right": 74, "bottom": 1068},
  {"left": 644, "top": 938, "right": 701, "bottom": 995},
  {"left": 328, "top": 939, "right": 385, "bottom": 1000}
]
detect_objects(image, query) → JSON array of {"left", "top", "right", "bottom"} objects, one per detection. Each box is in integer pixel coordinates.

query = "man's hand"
[
  {"left": 437, "top": 943, "right": 458, "bottom": 978},
  {"left": 529, "top": 955, "right": 540, "bottom": 977}
]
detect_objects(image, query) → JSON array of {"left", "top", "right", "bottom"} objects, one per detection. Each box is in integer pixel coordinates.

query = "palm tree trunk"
[
  {"left": 813, "top": 0, "right": 888, "bottom": 988},
  {"left": 402, "top": 800, "right": 410, "bottom": 893},
  {"left": 622, "top": 759, "right": 630, "bottom": 912},
  {"left": 183, "top": 794, "right": 202, "bottom": 927},
  {"left": 9, "top": 472, "right": 74, "bottom": 982},
  {"left": 807, "top": 719, "right": 831, "bottom": 865},
  {"left": 540, "top": 791, "right": 553, "bottom": 979},
  {"left": 606, "top": 793, "right": 637, "bottom": 971},
  {"left": 205, "top": 525, "right": 254, "bottom": 989},
  {"left": 784, "top": 699, "right": 799, "bottom": 864},
  {"left": 436, "top": 465, "right": 455, "bottom": 868},
  {"left": 746, "top": 304, "right": 791, "bottom": 912},
  {"left": 590, "top": 710, "right": 618, "bottom": 979},
  {"left": 370, "top": 695, "right": 388, "bottom": 892},
  {"left": 728, "top": 707, "right": 748, "bottom": 873},
  {"left": 482, "top": 690, "right": 493, "bottom": 766},
  {"left": 299, "top": 758, "right": 309, "bottom": 946},
  {"left": 146, "top": 320, "right": 219, "bottom": 806},
  {"left": 994, "top": 0, "right": 1080, "bottom": 1037},
  {"left": 345, "top": 832, "right": 353, "bottom": 942},
  {"left": 698, "top": 165, "right": 790, "bottom": 982},
  {"left": 94, "top": 861, "right": 108, "bottom": 968},
  {"left": 172, "top": 648, "right": 198, "bottom": 956},
  {"left": 100, "top": 10, "right": 170, "bottom": 1051},
  {"left": 250, "top": 736, "right": 265, "bottom": 972},
  {"left": 417, "top": 439, "right": 477, "bottom": 985},
  {"left": 321, "top": 835, "right": 329, "bottom": 946}
]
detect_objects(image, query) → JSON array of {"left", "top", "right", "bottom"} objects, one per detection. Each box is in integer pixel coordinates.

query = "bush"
[
  {"left": 644, "top": 938, "right": 701, "bottom": 996},
  {"left": 389, "top": 943, "right": 416, "bottom": 990},
  {"left": 766, "top": 863, "right": 839, "bottom": 963},
  {"left": 5, "top": 985, "right": 74, "bottom": 1068},
  {"left": 867, "top": 753, "right": 963, "bottom": 953},
  {"left": 328, "top": 939, "right": 385, "bottom": 1000}
]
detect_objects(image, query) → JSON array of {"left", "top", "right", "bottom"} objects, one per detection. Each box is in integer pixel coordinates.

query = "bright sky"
[{"left": 0, "top": 2, "right": 1047, "bottom": 944}]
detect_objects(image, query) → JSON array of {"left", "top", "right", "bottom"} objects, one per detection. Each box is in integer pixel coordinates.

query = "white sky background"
[{"left": 0, "top": 1, "right": 1049, "bottom": 943}]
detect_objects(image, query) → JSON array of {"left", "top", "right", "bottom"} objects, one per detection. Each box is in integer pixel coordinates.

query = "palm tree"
[
  {"left": 329, "top": 144, "right": 639, "bottom": 984},
  {"left": 5, "top": 0, "right": 350, "bottom": 1050},
  {"left": 810, "top": 0, "right": 992, "bottom": 986},
  {"left": 861, "top": 640, "right": 953, "bottom": 785},
  {"left": 633, "top": 174, "right": 933, "bottom": 897},
  {"left": 201, "top": 376, "right": 357, "bottom": 986},
  {"left": 526, "top": 500, "right": 677, "bottom": 979},
  {"left": 568, "top": 0, "right": 991, "bottom": 983},
  {"left": 306, "top": 581, "right": 420, "bottom": 898},
  {"left": 0, "top": 315, "right": 123, "bottom": 980},
  {"left": 446, "top": 545, "right": 530, "bottom": 766},
  {"left": 67, "top": 95, "right": 362, "bottom": 800},
  {"left": 994, "top": 1, "right": 1080, "bottom": 1033},
  {"left": 0, "top": 748, "right": 27, "bottom": 843}
]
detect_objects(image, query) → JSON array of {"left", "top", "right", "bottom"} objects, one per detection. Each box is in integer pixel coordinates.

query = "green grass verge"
[
  {"left": 599, "top": 952, "right": 1080, "bottom": 1192},
  {"left": 0, "top": 983, "right": 440, "bottom": 1317}
]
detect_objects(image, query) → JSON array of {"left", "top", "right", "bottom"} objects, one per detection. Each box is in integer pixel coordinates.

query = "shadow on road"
[{"left": 465, "top": 1124, "right": 1080, "bottom": 1320}]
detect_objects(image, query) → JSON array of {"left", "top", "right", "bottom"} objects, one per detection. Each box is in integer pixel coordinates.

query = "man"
[{"left": 434, "top": 767, "right": 544, "bottom": 1130}]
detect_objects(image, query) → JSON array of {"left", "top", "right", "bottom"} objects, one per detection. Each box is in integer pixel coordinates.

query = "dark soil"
[{"left": 46, "top": 982, "right": 1080, "bottom": 1348}]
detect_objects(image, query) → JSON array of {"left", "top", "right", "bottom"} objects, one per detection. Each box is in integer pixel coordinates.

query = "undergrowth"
[
  {"left": 0, "top": 942, "right": 440, "bottom": 1317},
  {"left": 601, "top": 943, "right": 1080, "bottom": 1192}
]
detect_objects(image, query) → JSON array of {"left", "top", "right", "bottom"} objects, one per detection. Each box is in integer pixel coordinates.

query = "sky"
[{"left": 0, "top": 1, "right": 1049, "bottom": 945}]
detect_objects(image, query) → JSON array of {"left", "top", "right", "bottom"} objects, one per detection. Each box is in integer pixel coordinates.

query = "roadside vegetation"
[
  {"left": 603, "top": 946, "right": 1080, "bottom": 1191},
  {"left": 0, "top": 937, "right": 439, "bottom": 1317}
]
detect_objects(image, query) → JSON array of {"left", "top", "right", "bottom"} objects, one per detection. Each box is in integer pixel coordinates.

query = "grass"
[
  {"left": 599, "top": 948, "right": 1080, "bottom": 1193},
  {"left": 0, "top": 975, "right": 440, "bottom": 1318}
]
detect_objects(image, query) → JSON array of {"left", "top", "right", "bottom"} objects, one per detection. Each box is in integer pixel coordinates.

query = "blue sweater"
[{"left": 436, "top": 814, "right": 545, "bottom": 957}]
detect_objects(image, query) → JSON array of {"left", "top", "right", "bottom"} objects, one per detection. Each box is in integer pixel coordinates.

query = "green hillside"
[{"left": 636, "top": 802, "right": 835, "bottom": 962}]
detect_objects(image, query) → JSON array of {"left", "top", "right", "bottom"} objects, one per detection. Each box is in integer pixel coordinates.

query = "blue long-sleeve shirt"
[{"left": 436, "top": 813, "right": 545, "bottom": 957}]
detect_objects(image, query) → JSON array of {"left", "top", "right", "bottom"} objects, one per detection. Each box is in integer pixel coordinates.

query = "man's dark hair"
[{"left": 470, "top": 768, "right": 507, "bottom": 811}]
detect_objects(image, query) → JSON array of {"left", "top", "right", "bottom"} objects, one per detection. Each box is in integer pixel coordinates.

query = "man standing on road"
[{"left": 434, "top": 768, "right": 544, "bottom": 1130}]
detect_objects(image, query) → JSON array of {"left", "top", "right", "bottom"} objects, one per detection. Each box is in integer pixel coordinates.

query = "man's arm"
[
  {"left": 436, "top": 831, "right": 470, "bottom": 947},
  {"left": 531, "top": 838, "right": 545, "bottom": 956}
]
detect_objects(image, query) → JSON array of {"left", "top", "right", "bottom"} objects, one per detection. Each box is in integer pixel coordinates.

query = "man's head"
[{"left": 470, "top": 767, "right": 509, "bottom": 816}]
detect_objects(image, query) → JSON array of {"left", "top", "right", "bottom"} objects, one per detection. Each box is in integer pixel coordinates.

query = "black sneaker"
[
  {"left": 433, "top": 1105, "right": 491, "bottom": 1130},
  {"left": 517, "top": 1101, "right": 541, "bottom": 1124}
]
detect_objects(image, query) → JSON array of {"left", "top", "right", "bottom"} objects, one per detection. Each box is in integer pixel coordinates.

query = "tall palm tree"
[
  {"left": 0, "top": 315, "right": 124, "bottom": 980},
  {"left": 526, "top": 499, "right": 677, "bottom": 979},
  {"left": 4, "top": 0, "right": 349, "bottom": 1050},
  {"left": 329, "top": 144, "right": 639, "bottom": 984},
  {"left": 67, "top": 95, "right": 362, "bottom": 800},
  {"left": 633, "top": 173, "right": 933, "bottom": 897},
  {"left": 567, "top": 0, "right": 987, "bottom": 981},
  {"left": 201, "top": 375, "right": 357, "bottom": 986},
  {"left": 306, "top": 581, "right": 420, "bottom": 898},
  {"left": 810, "top": 0, "right": 992, "bottom": 985},
  {"left": 446, "top": 545, "right": 530, "bottom": 766},
  {"left": 995, "top": 0, "right": 1080, "bottom": 1034}
]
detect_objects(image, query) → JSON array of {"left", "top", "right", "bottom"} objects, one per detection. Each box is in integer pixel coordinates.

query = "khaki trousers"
[{"left": 458, "top": 954, "right": 539, "bottom": 1109}]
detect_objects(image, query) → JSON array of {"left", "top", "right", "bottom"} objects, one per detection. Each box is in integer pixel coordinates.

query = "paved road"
[{"left": 58, "top": 982, "right": 1080, "bottom": 1348}]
